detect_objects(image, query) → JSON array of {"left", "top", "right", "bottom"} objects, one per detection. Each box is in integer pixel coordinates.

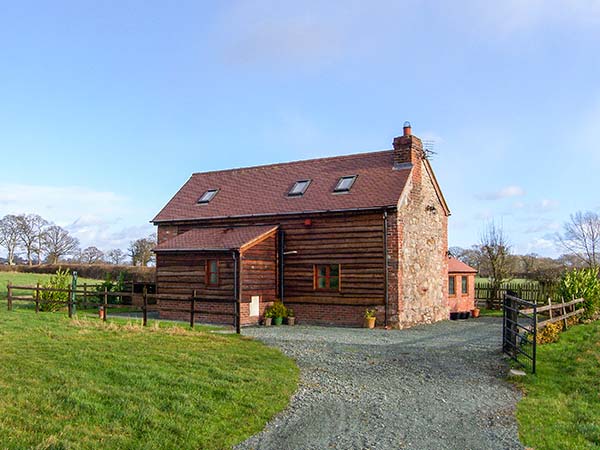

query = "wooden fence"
[
  {"left": 5, "top": 282, "right": 240, "bottom": 333},
  {"left": 476, "top": 281, "right": 560, "bottom": 309},
  {"left": 522, "top": 297, "right": 585, "bottom": 330}
]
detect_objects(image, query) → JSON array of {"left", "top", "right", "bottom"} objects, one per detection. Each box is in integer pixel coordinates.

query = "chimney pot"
[{"left": 403, "top": 121, "right": 412, "bottom": 137}]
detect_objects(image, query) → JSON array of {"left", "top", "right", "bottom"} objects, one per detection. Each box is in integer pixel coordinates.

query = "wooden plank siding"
[
  {"left": 239, "top": 232, "right": 278, "bottom": 324},
  {"left": 155, "top": 251, "right": 236, "bottom": 323},
  {"left": 158, "top": 210, "right": 387, "bottom": 325}
]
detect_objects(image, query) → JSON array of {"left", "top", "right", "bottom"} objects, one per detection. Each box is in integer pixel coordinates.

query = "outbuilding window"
[
  {"left": 461, "top": 276, "right": 468, "bottom": 294},
  {"left": 448, "top": 276, "right": 456, "bottom": 296},
  {"left": 314, "top": 264, "right": 340, "bottom": 291},
  {"left": 206, "top": 260, "right": 219, "bottom": 286}
]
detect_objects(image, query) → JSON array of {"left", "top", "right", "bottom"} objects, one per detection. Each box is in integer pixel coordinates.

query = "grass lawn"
[
  {"left": 0, "top": 271, "right": 101, "bottom": 300},
  {"left": 479, "top": 307, "right": 503, "bottom": 317},
  {"left": 515, "top": 321, "right": 600, "bottom": 450},
  {"left": 0, "top": 308, "right": 298, "bottom": 449}
]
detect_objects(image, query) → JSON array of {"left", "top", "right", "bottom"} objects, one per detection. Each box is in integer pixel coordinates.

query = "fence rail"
[{"left": 5, "top": 282, "right": 240, "bottom": 333}]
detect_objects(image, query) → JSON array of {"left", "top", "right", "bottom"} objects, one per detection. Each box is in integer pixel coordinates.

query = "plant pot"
[
  {"left": 450, "top": 312, "right": 459, "bottom": 320},
  {"left": 264, "top": 317, "right": 272, "bottom": 327},
  {"left": 364, "top": 317, "right": 376, "bottom": 329},
  {"left": 273, "top": 316, "right": 283, "bottom": 326},
  {"left": 287, "top": 317, "right": 295, "bottom": 326},
  {"left": 471, "top": 308, "right": 480, "bottom": 318}
]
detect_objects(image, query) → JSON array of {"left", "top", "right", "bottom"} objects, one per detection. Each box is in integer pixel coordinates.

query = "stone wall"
[{"left": 395, "top": 160, "right": 449, "bottom": 327}]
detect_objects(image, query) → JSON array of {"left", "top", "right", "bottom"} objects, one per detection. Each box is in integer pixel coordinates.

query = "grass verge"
[
  {"left": 0, "top": 308, "right": 298, "bottom": 449},
  {"left": 514, "top": 320, "right": 600, "bottom": 449}
]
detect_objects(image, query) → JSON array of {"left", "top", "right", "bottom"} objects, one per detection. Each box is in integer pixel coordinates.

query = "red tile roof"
[
  {"left": 448, "top": 257, "right": 477, "bottom": 273},
  {"left": 154, "top": 225, "right": 278, "bottom": 252},
  {"left": 152, "top": 150, "right": 411, "bottom": 223}
]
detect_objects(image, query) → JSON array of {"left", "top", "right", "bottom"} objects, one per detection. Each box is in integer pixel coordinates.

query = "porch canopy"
[{"left": 154, "top": 225, "right": 279, "bottom": 252}]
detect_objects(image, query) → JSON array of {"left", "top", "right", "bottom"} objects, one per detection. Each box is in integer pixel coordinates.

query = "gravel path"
[{"left": 238, "top": 318, "right": 522, "bottom": 450}]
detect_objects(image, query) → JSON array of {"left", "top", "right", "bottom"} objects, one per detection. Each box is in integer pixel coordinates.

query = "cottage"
[
  {"left": 447, "top": 256, "right": 478, "bottom": 315},
  {"left": 152, "top": 123, "right": 451, "bottom": 328}
]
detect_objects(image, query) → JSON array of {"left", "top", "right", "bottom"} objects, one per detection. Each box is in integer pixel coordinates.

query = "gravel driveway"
[{"left": 238, "top": 317, "right": 522, "bottom": 450}]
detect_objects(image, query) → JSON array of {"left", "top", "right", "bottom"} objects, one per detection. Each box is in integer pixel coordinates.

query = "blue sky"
[{"left": 1, "top": 1, "right": 599, "bottom": 256}]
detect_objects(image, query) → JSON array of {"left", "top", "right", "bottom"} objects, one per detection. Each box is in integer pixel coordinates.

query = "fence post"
[
  {"left": 83, "top": 283, "right": 87, "bottom": 308},
  {"left": 562, "top": 297, "right": 568, "bottom": 329},
  {"left": 103, "top": 286, "right": 108, "bottom": 322},
  {"left": 190, "top": 290, "right": 196, "bottom": 328},
  {"left": 548, "top": 298, "right": 552, "bottom": 320},
  {"left": 7, "top": 282, "right": 12, "bottom": 311},
  {"left": 532, "top": 302, "right": 537, "bottom": 375},
  {"left": 142, "top": 286, "right": 148, "bottom": 327},
  {"left": 35, "top": 282, "right": 40, "bottom": 314},
  {"left": 67, "top": 285, "right": 73, "bottom": 318}
]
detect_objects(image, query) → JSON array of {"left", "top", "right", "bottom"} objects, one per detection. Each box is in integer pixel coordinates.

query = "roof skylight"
[
  {"left": 334, "top": 175, "right": 357, "bottom": 193},
  {"left": 197, "top": 189, "right": 219, "bottom": 204},
  {"left": 288, "top": 180, "right": 311, "bottom": 197}
]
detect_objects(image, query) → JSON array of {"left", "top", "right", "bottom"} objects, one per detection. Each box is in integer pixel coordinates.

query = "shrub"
[
  {"left": 536, "top": 322, "right": 563, "bottom": 344},
  {"left": 266, "top": 301, "right": 287, "bottom": 319},
  {"left": 39, "top": 268, "right": 71, "bottom": 312},
  {"left": 559, "top": 267, "right": 600, "bottom": 319},
  {"left": 94, "top": 272, "right": 126, "bottom": 304}
]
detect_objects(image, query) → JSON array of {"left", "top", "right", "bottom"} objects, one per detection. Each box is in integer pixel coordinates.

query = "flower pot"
[
  {"left": 264, "top": 317, "right": 272, "bottom": 327},
  {"left": 471, "top": 308, "right": 480, "bottom": 318},
  {"left": 450, "top": 312, "right": 459, "bottom": 320},
  {"left": 273, "top": 316, "right": 283, "bottom": 326},
  {"left": 364, "top": 317, "right": 376, "bottom": 329},
  {"left": 287, "top": 317, "right": 295, "bottom": 326}
]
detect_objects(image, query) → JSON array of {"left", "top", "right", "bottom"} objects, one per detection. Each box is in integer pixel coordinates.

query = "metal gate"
[{"left": 503, "top": 293, "right": 537, "bottom": 374}]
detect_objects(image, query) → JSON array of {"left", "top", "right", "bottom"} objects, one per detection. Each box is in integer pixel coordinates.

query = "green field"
[
  {"left": 515, "top": 321, "right": 600, "bottom": 449},
  {"left": 0, "top": 271, "right": 102, "bottom": 300},
  {"left": 0, "top": 308, "right": 298, "bottom": 449}
]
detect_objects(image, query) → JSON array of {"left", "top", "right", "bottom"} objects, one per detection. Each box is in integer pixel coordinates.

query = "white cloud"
[
  {"left": 478, "top": 185, "right": 525, "bottom": 200},
  {"left": 0, "top": 183, "right": 154, "bottom": 252}
]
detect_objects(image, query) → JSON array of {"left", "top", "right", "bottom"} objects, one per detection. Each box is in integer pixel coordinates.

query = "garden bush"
[
  {"left": 559, "top": 267, "right": 600, "bottom": 319},
  {"left": 536, "top": 322, "right": 563, "bottom": 344},
  {"left": 39, "top": 268, "right": 71, "bottom": 312}
]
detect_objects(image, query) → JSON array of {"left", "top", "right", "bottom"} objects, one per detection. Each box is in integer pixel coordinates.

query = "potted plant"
[
  {"left": 264, "top": 307, "right": 274, "bottom": 326},
  {"left": 471, "top": 304, "right": 481, "bottom": 318},
  {"left": 271, "top": 301, "right": 287, "bottom": 326},
  {"left": 364, "top": 308, "right": 376, "bottom": 329},
  {"left": 286, "top": 308, "right": 295, "bottom": 326}
]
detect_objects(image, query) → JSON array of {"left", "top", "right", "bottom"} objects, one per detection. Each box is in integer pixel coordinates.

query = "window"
[
  {"left": 448, "top": 276, "right": 455, "bottom": 296},
  {"left": 334, "top": 175, "right": 357, "bottom": 193},
  {"left": 314, "top": 264, "right": 340, "bottom": 291},
  {"left": 288, "top": 180, "right": 311, "bottom": 197},
  {"left": 197, "top": 189, "right": 219, "bottom": 204},
  {"left": 206, "top": 260, "right": 219, "bottom": 286},
  {"left": 461, "top": 276, "right": 468, "bottom": 295}
]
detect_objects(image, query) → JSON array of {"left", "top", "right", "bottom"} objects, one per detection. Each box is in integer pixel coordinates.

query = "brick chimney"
[{"left": 393, "top": 121, "right": 424, "bottom": 169}]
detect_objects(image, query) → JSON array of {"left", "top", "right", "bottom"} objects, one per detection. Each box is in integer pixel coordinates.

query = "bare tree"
[
  {"left": 15, "top": 214, "right": 48, "bottom": 266},
  {"left": 557, "top": 211, "right": 600, "bottom": 268},
  {"left": 43, "top": 225, "right": 80, "bottom": 264},
  {"left": 479, "top": 221, "right": 512, "bottom": 308},
  {"left": 128, "top": 234, "right": 156, "bottom": 266},
  {"left": 106, "top": 248, "right": 126, "bottom": 265},
  {"left": 81, "top": 246, "right": 105, "bottom": 264},
  {"left": 0, "top": 215, "right": 21, "bottom": 265}
]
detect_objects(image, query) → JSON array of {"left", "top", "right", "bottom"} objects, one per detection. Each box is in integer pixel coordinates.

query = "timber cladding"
[
  {"left": 156, "top": 210, "right": 386, "bottom": 325},
  {"left": 178, "top": 211, "right": 385, "bottom": 305}
]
